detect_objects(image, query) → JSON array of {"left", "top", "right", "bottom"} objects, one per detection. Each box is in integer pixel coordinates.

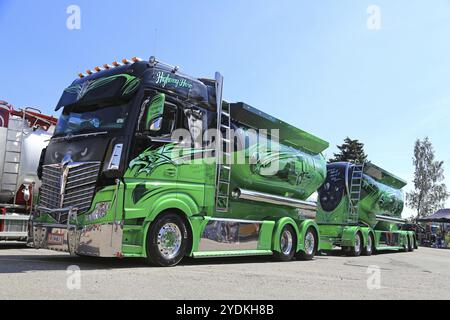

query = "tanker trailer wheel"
[
  {"left": 408, "top": 236, "right": 414, "bottom": 252},
  {"left": 402, "top": 235, "right": 409, "bottom": 252},
  {"left": 362, "top": 233, "right": 375, "bottom": 256},
  {"left": 274, "top": 225, "right": 297, "bottom": 262},
  {"left": 347, "top": 232, "right": 363, "bottom": 257},
  {"left": 145, "top": 213, "right": 190, "bottom": 267},
  {"left": 297, "top": 227, "right": 317, "bottom": 261}
]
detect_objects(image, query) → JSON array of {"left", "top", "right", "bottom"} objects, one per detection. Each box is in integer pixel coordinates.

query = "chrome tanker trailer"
[
  {"left": 30, "top": 56, "right": 329, "bottom": 266},
  {"left": 316, "top": 162, "right": 416, "bottom": 256},
  {"left": 0, "top": 101, "right": 57, "bottom": 241}
]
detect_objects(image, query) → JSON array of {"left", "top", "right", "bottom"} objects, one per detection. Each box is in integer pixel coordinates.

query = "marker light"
[
  {"left": 103, "top": 64, "right": 111, "bottom": 69},
  {"left": 86, "top": 70, "right": 93, "bottom": 75},
  {"left": 131, "top": 57, "right": 142, "bottom": 62},
  {"left": 78, "top": 73, "right": 85, "bottom": 78},
  {"left": 122, "top": 58, "right": 131, "bottom": 64},
  {"left": 112, "top": 61, "right": 121, "bottom": 67},
  {"left": 94, "top": 66, "right": 102, "bottom": 72}
]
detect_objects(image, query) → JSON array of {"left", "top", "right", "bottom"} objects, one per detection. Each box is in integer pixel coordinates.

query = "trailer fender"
[
  {"left": 341, "top": 226, "right": 362, "bottom": 247},
  {"left": 272, "top": 217, "right": 301, "bottom": 253}
]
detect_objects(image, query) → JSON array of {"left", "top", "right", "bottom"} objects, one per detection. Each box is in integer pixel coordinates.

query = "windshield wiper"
[{"left": 50, "top": 131, "right": 109, "bottom": 142}]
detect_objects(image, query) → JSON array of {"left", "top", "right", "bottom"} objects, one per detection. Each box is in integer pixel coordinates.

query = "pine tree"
[
  {"left": 329, "top": 137, "right": 368, "bottom": 164},
  {"left": 406, "top": 137, "right": 449, "bottom": 219}
]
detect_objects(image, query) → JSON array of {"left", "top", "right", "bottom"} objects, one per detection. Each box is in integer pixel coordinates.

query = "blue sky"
[{"left": 1, "top": 0, "right": 449, "bottom": 216}]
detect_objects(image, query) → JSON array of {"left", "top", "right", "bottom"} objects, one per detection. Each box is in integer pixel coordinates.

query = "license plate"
[{"left": 47, "top": 233, "right": 65, "bottom": 245}]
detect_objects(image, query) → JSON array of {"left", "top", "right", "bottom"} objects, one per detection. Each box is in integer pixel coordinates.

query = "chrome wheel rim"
[
  {"left": 281, "top": 229, "right": 293, "bottom": 255},
  {"left": 157, "top": 223, "right": 182, "bottom": 259},
  {"left": 305, "top": 231, "right": 315, "bottom": 256},
  {"left": 367, "top": 235, "right": 372, "bottom": 253},
  {"left": 355, "top": 234, "right": 361, "bottom": 254}
]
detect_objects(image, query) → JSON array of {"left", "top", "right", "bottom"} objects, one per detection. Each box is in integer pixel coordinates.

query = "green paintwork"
[
  {"left": 64, "top": 74, "right": 140, "bottom": 99},
  {"left": 192, "top": 250, "right": 273, "bottom": 258},
  {"left": 145, "top": 93, "right": 165, "bottom": 129},
  {"left": 316, "top": 162, "right": 412, "bottom": 253},
  {"left": 316, "top": 164, "right": 405, "bottom": 229}
]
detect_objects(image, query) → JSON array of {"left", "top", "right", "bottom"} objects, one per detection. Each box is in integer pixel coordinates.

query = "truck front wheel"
[{"left": 146, "top": 213, "right": 190, "bottom": 267}]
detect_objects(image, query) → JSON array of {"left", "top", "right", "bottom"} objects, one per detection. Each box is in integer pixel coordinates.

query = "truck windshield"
[{"left": 54, "top": 102, "right": 129, "bottom": 137}]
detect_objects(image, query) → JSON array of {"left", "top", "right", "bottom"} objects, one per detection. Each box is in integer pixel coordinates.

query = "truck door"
[
  {"left": 123, "top": 93, "right": 180, "bottom": 220},
  {"left": 175, "top": 105, "right": 215, "bottom": 215}
]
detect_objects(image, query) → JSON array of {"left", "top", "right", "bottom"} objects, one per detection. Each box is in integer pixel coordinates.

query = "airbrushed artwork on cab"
[{"left": 127, "top": 143, "right": 205, "bottom": 178}]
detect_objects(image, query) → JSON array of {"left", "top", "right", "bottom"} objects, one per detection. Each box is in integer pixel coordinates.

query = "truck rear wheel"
[
  {"left": 274, "top": 225, "right": 297, "bottom": 262},
  {"left": 408, "top": 236, "right": 414, "bottom": 252},
  {"left": 146, "top": 213, "right": 190, "bottom": 267},
  {"left": 402, "top": 236, "right": 409, "bottom": 252},
  {"left": 346, "top": 232, "right": 363, "bottom": 257},
  {"left": 362, "top": 233, "right": 374, "bottom": 256},
  {"left": 297, "top": 227, "right": 317, "bottom": 261}
]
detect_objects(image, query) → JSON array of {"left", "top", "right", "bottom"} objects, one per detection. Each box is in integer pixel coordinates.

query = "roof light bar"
[{"left": 77, "top": 56, "right": 142, "bottom": 76}]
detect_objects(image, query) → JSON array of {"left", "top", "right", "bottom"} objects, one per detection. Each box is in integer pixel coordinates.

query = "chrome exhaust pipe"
[
  {"left": 232, "top": 188, "right": 317, "bottom": 219},
  {"left": 376, "top": 215, "right": 406, "bottom": 224}
]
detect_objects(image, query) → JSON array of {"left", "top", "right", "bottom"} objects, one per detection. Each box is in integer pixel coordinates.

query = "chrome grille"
[{"left": 39, "top": 162, "right": 101, "bottom": 222}]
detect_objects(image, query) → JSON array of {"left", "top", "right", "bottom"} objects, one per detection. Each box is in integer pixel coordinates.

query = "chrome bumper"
[{"left": 31, "top": 207, "right": 123, "bottom": 257}]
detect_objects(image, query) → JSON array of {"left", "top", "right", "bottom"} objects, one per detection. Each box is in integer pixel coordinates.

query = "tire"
[
  {"left": 402, "top": 236, "right": 409, "bottom": 252},
  {"left": 362, "top": 233, "right": 374, "bottom": 256},
  {"left": 297, "top": 227, "right": 317, "bottom": 261},
  {"left": 146, "top": 213, "right": 190, "bottom": 267},
  {"left": 274, "top": 225, "right": 297, "bottom": 262},
  {"left": 408, "top": 236, "right": 414, "bottom": 252},
  {"left": 347, "top": 232, "right": 363, "bottom": 257}
]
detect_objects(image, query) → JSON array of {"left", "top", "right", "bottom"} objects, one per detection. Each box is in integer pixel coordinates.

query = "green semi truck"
[
  {"left": 30, "top": 56, "right": 330, "bottom": 266},
  {"left": 316, "top": 162, "right": 417, "bottom": 256}
]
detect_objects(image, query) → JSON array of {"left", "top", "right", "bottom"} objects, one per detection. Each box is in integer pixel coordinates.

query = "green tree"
[
  {"left": 406, "top": 137, "right": 449, "bottom": 219},
  {"left": 329, "top": 137, "right": 368, "bottom": 164}
]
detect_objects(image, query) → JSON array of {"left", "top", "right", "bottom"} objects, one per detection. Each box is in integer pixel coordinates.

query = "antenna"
[{"left": 153, "top": 28, "right": 158, "bottom": 57}]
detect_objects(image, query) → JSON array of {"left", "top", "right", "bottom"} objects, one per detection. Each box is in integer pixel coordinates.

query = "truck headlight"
[{"left": 86, "top": 202, "right": 111, "bottom": 222}]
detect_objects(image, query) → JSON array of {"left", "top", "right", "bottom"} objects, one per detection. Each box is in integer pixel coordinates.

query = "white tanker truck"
[{"left": 0, "top": 101, "right": 57, "bottom": 241}]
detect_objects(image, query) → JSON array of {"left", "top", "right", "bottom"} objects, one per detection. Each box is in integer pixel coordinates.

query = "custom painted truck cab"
[
  {"left": 316, "top": 162, "right": 417, "bottom": 256},
  {"left": 30, "top": 57, "right": 329, "bottom": 266}
]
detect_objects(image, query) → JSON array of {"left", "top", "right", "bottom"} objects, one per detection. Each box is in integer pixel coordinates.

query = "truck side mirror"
[{"left": 146, "top": 93, "right": 166, "bottom": 132}]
